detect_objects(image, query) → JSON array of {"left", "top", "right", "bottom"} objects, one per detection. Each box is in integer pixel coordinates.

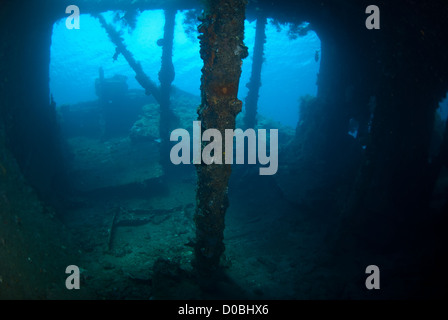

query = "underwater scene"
[{"left": 1, "top": 0, "right": 448, "bottom": 301}]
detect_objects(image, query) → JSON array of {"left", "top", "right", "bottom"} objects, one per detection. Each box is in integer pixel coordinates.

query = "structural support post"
[
  {"left": 158, "top": 8, "right": 177, "bottom": 171},
  {"left": 244, "top": 14, "right": 266, "bottom": 129},
  {"left": 194, "top": 0, "right": 248, "bottom": 274}
]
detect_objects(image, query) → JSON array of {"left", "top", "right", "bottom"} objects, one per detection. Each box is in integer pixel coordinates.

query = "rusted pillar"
[
  {"left": 158, "top": 8, "right": 177, "bottom": 171},
  {"left": 244, "top": 14, "right": 266, "bottom": 129},
  {"left": 194, "top": 0, "right": 248, "bottom": 274}
]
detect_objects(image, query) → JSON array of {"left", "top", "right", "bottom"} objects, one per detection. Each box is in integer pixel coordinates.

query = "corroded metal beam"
[
  {"left": 96, "top": 13, "right": 161, "bottom": 102},
  {"left": 194, "top": 0, "right": 248, "bottom": 274},
  {"left": 158, "top": 8, "right": 177, "bottom": 170},
  {"left": 244, "top": 14, "right": 266, "bottom": 129}
]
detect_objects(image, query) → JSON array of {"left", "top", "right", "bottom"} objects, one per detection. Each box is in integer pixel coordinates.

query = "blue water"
[{"left": 50, "top": 10, "right": 321, "bottom": 128}]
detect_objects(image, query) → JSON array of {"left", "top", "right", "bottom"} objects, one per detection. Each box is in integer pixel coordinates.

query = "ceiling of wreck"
[{"left": 43, "top": 0, "right": 336, "bottom": 27}]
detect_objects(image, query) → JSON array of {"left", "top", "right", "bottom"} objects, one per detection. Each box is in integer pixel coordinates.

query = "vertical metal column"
[
  {"left": 194, "top": 0, "right": 248, "bottom": 274},
  {"left": 158, "top": 8, "right": 177, "bottom": 171},
  {"left": 244, "top": 14, "right": 266, "bottom": 129}
]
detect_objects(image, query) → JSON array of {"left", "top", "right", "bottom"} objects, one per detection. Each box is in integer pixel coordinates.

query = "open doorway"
[{"left": 48, "top": 9, "right": 323, "bottom": 299}]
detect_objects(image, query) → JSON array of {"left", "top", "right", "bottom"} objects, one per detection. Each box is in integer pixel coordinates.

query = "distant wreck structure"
[
  {"left": 95, "top": 68, "right": 129, "bottom": 137},
  {"left": 96, "top": 11, "right": 178, "bottom": 171}
]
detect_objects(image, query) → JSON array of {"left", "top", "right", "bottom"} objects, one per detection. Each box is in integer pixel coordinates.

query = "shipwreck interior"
[{"left": 1, "top": 0, "right": 448, "bottom": 299}]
